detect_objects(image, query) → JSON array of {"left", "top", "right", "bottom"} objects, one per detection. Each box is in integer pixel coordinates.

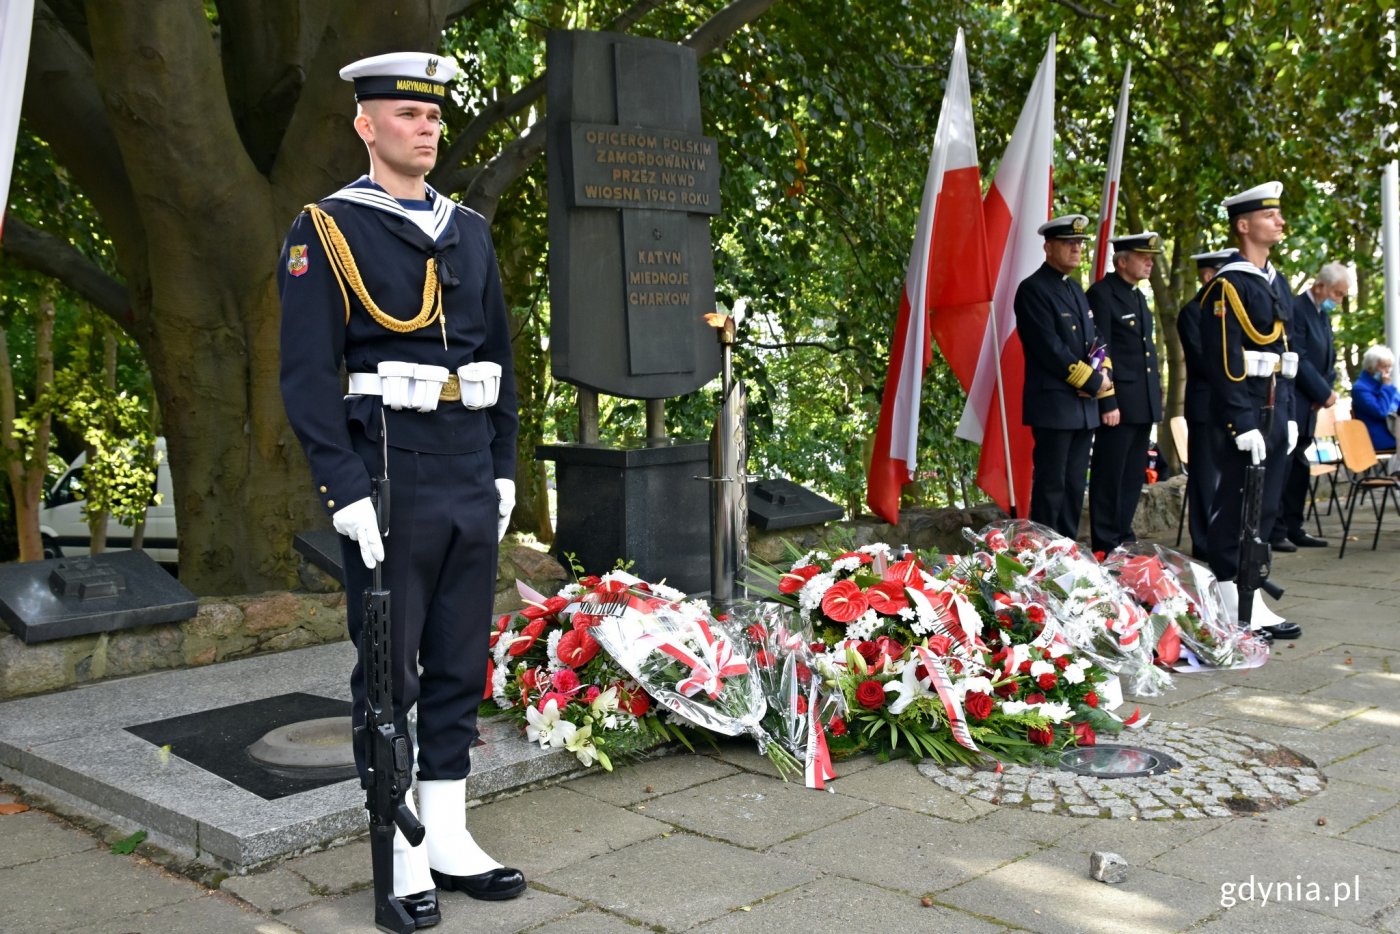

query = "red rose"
[
  {"left": 1028, "top": 725, "right": 1055, "bottom": 746},
  {"left": 779, "top": 564, "right": 821, "bottom": 594},
  {"left": 1026, "top": 605, "right": 1046, "bottom": 624},
  {"left": 925, "top": 635, "right": 953, "bottom": 656},
  {"left": 1037, "top": 672, "right": 1058, "bottom": 691},
  {"left": 1093, "top": 550, "right": 1106, "bottom": 562},
  {"left": 1025, "top": 692, "right": 1046, "bottom": 704},
  {"left": 828, "top": 716, "right": 847, "bottom": 737},
  {"left": 745, "top": 623, "right": 768, "bottom": 642},
  {"left": 1085, "top": 691, "right": 1100, "bottom": 708},
  {"left": 1055, "top": 656, "right": 1070, "bottom": 671},
  {"left": 1073, "top": 721, "right": 1097, "bottom": 746},
  {"left": 551, "top": 668, "right": 581, "bottom": 694},
  {"left": 855, "top": 641, "right": 882, "bottom": 667},
  {"left": 508, "top": 618, "right": 547, "bottom": 656},
  {"left": 795, "top": 662, "right": 812, "bottom": 683},
  {"left": 557, "top": 628, "right": 601, "bottom": 668},
  {"left": 884, "top": 557, "right": 922, "bottom": 585},
  {"left": 796, "top": 695, "right": 808, "bottom": 715},
  {"left": 810, "top": 641, "right": 826, "bottom": 654},
  {"left": 866, "top": 581, "right": 910, "bottom": 615},
  {"left": 964, "top": 691, "right": 993, "bottom": 721},
  {"left": 755, "top": 649, "right": 775, "bottom": 668},
  {"left": 855, "top": 679, "right": 887, "bottom": 710},
  {"left": 994, "top": 681, "right": 1018, "bottom": 698},
  {"left": 822, "top": 580, "right": 869, "bottom": 623}
]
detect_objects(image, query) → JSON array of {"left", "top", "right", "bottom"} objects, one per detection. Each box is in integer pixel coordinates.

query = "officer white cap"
[
  {"left": 340, "top": 52, "right": 459, "bottom": 104},
  {"left": 1190, "top": 249, "right": 1233, "bottom": 270},
  {"left": 1111, "top": 231, "right": 1163, "bottom": 254},
  {"left": 1037, "top": 214, "right": 1091, "bottom": 241},
  {"left": 1223, "top": 181, "right": 1283, "bottom": 219}
]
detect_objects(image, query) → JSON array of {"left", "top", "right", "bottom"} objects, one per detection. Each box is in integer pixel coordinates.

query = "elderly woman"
[{"left": 1351, "top": 345, "right": 1400, "bottom": 459}]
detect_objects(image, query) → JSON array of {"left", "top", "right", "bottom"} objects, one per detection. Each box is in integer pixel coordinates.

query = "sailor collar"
[
  {"left": 324, "top": 176, "right": 457, "bottom": 243},
  {"left": 1215, "top": 254, "right": 1278, "bottom": 285}
]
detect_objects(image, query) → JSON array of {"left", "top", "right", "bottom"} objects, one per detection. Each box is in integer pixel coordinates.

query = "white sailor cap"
[
  {"left": 340, "top": 52, "right": 459, "bottom": 104},
  {"left": 1223, "top": 181, "right": 1283, "bottom": 219},
  {"left": 1037, "top": 214, "right": 1091, "bottom": 241},
  {"left": 1111, "top": 231, "right": 1163, "bottom": 254},
  {"left": 1190, "top": 249, "right": 1233, "bottom": 270}
]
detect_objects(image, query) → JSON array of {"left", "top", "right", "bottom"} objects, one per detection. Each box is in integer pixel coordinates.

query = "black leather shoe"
[
  {"left": 430, "top": 867, "right": 527, "bottom": 901},
  {"left": 400, "top": 890, "right": 440, "bottom": 928},
  {"left": 1288, "top": 531, "right": 1329, "bottom": 548},
  {"left": 1262, "top": 622, "right": 1302, "bottom": 640},
  {"left": 1269, "top": 537, "right": 1298, "bottom": 553}
]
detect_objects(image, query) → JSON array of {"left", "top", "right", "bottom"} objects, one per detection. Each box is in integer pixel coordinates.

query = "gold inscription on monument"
[
  {"left": 573, "top": 123, "right": 721, "bottom": 214},
  {"left": 628, "top": 249, "right": 691, "bottom": 307}
]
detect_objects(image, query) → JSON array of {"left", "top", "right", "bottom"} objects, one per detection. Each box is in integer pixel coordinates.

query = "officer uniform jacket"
[
  {"left": 1014, "top": 262, "right": 1107, "bottom": 430},
  {"left": 1289, "top": 290, "right": 1336, "bottom": 436},
  {"left": 1176, "top": 285, "right": 1212, "bottom": 424},
  {"left": 1087, "top": 272, "right": 1162, "bottom": 425},
  {"left": 1198, "top": 254, "right": 1295, "bottom": 439},
  {"left": 278, "top": 177, "right": 519, "bottom": 516}
]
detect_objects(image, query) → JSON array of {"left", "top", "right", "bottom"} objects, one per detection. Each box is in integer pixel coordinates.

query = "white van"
[{"left": 39, "top": 438, "right": 178, "bottom": 565}]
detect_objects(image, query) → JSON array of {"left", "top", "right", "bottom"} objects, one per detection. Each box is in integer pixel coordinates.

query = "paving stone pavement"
[{"left": 2, "top": 515, "right": 1398, "bottom": 933}]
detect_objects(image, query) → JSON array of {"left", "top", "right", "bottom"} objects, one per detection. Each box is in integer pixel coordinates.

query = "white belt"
[
  {"left": 349, "top": 361, "right": 500, "bottom": 410},
  {"left": 348, "top": 372, "right": 388, "bottom": 395}
]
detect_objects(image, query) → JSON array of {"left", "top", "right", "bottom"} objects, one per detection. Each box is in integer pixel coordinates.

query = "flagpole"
[
  {"left": 1092, "top": 61, "right": 1131, "bottom": 282},
  {"left": 986, "top": 303, "right": 1018, "bottom": 517}
]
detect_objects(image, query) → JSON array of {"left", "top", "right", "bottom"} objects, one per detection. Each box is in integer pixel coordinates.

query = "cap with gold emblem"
[
  {"left": 1222, "top": 181, "right": 1283, "bottom": 219},
  {"left": 1111, "top": 231, "right": 1163, "bottom": 254},
  {"left": 339, "top": 52, "right": 459, "bottom": 104},
  {"left": 1190, "top": 249, "right": 1233, "bottom": 270},
  {"left": 1037, "top": 214, "right": 1091, "bottom": 241}
]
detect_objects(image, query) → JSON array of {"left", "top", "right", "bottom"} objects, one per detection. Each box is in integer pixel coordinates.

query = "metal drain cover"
[{"left": 1060, "top": 743, "right": 1180, "bottom": 778}]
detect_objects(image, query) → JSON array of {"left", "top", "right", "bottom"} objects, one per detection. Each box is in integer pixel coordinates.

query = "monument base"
[{"left": 538, "top": 440, "right": 710, "bottom": 594}]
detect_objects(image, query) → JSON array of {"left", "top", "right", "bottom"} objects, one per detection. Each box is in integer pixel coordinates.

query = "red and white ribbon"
[
  {"left": 803, "top": 683, "right": 836, "bottom": 790},
  {"left": 916, "top": 646, "right": 979, "bottom": 752},
  {"left": 646, "top": 618, "right": 749, "bottom": 699}
]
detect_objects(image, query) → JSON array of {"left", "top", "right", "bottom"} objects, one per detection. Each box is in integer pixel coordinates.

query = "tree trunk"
[{"left": 0, "top": 287, "right": 56, "bottom": 561}]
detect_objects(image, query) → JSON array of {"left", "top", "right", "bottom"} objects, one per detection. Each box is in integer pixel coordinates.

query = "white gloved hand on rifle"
[
  {"left": 495, "top": 479, "right": 515, "bottom": 543},
  {"left": 332, "top": 497, "right": 385, "bottom": 569},
  {"left": 1234, "top": 429, "right": 1266, "bottom": 466},
  {"left": 1287, "top": 420, "right": 1298, "bottom": 455}
]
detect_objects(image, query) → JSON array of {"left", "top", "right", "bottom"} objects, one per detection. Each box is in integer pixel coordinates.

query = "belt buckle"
[{"left": 440, "top": 373, "right": 461, "bottom": 402}]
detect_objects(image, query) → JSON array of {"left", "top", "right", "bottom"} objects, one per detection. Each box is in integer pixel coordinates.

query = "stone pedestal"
[{"left": 538, "top": 441, "right": 710, "bottom": 593}]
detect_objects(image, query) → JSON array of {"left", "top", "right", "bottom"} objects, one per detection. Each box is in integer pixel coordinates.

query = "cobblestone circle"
[{"left": 916, "top": 721, "right": 1325, "bottom": 819}]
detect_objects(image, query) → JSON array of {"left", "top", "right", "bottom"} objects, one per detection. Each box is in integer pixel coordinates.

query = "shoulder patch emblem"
[{"left": 287, "top": 244, "right": 309, "bottom": 277}]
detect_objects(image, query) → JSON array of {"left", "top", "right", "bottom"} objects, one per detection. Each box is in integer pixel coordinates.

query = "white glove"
[
  {"left": 494, "top": 478, "right": 516, "bottom": 543},
  {"left": 332, "top": 497, "right": 385, "bottom": 569},
  {"left": 1235, "top": 429, "right": 1266, "bottom": 466},
  {"left": 1287, "top": 420, "right": 1298, "bottom": 455}
]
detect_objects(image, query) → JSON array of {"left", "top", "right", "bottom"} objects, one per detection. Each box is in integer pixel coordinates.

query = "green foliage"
[{"left": 109, "top": 830, "right": 146, "bottom": 855}]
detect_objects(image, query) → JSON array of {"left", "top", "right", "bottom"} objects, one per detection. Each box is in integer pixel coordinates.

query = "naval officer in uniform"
[
  {"left": 1198, "top": 181, "right": 1302, "bottom": 641},
  {"left": 1015, "top": 214, "right": 1113, "bottom": 539},
  {"left": 1176, "top": 249, "right": 1233, "bottom": 560},
  {"left": 279, "top": 51, "right": 526, "bottom": 924},
  {"left": 1087, "top": 232, "right": 1164, "bottom": 554}
]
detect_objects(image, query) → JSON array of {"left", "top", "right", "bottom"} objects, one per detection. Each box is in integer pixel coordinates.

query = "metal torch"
[{"left": 703, "top": 311, "right": 749, "bottom": 610}]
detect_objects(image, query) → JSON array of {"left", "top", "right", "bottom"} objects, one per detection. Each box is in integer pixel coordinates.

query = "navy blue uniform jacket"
[
  {"left": 1087, "top": 272, "right": 1162, "bottom": 425},
  {"left": 278, "top": 177, "right": 519, "bottom": 515},
  {"left": 1015, "top": 262, "right": 1106, "bottom": 430},
  {"left": 1289, "top": 290, "right": 1336, "bottom": 434},
  {"left": 1197, "top": 255, "right": 1295, "bottom": 438}
]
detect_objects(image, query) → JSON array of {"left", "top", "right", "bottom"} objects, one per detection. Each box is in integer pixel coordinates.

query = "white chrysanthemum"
[
  {"left": 556, "top": 582, "right": 584, "bottom": 600},
  {"left": 896, "top": 606, "right": 917, "bottom": 621},
  {"left": 957, "top": 675, "right": 993, "bottom": 699},
  {"left": 798, "top": 572, "right": 836, "bottom": 613},
  {"left": 845, "top": 611, "right": 880, "bottom": 642},
  {"left": 859, "top": 543, "right": 892, "bottom": 557},
  {"left": 1046, "top": 640, "right": 1072, "bottom": 659},
  {"left": 1062, "top": 661, "right": 1088, "bottom": 684},
  {"left": 1038, "top": 701, "right": 1073, "bottom": 723},
  {"left": 1029, "top": 659, "right": 1056, "bottom": 679},
  {"left": 546, "top": 629, "right": 564, "bottom": 667},
  {"left": 492, "top": 634, "right": 512, "bottom": 664},
  {"left": 831, "top": 555, "right": 865, "bottom": 575},
  {"left": 651, "top": 581, "right": 686, "bottom": 602},
  {"left": 909, "top": 616, "right": 936, "bottom": 636},
  {"left": 1010, "top": 644, "right": 1032, "bottom": 666},
  {"left": 490, "top": 663, "right": 509, "bottom": 701}
]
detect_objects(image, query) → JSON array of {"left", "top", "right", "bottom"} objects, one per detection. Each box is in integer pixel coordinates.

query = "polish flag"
[
  {"left": 954, "top": 37, "right": 1057, "bottom": 517},
  {"left": 867, "top": 29, "right": 991, "bottom": 524},
  {"left": 1091, "top": 62, "right": 1132, "bottom": 282},
  {"left": 0, "top": 0, "right": 34, "bottom": 243}
]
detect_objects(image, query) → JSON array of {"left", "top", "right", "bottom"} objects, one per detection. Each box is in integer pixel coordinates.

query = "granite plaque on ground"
[{"left": 0, "top": 550, "right": 197, "bottom": 644}]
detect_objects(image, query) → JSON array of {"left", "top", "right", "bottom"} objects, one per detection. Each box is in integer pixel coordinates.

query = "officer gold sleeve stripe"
[{"left": 1067, "top": 360, "right": 1093, "bottom": 388}]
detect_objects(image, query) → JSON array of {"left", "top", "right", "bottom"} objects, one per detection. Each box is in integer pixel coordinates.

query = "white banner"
[{"left": 0, "top": 0, "right": 35, "bottom": 241}]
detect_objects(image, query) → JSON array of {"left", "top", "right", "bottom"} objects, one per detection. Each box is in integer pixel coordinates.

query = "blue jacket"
[{"left": 1351, "top": 369, "right": 1399, "bottom": 452}]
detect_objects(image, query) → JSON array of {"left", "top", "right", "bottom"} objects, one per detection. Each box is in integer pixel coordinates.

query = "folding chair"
[
  {"left": 1170, "top": 416, "right": 1189, "bottom": 547},
  {"left": 1334, "top": 418, "right": 1400, "bottom": 558},
  {"left": 1306, "top": 406, "right": 1341, "bottom": 532}
]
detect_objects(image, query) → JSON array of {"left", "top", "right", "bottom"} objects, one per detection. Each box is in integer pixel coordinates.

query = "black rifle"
[
  {"left": 356, "top": 478, "right": 424, "bottom": 934},
  {"left": 1236, "top": 389, "right": 1285, "bottom": 630}
]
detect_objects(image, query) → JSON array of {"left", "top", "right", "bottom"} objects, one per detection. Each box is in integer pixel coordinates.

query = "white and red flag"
[
  {"left": 867, "top": 29, "right": 991, "bottom": 524},
  {"left": 0, "top": 0, "right": 34, "bottom": 243},
  {"left": 954, "top": 37, "right": 1058, "bottom": 517},
  {"left": 1091, "top": 62, "right": 1132, "bottom": 282}
]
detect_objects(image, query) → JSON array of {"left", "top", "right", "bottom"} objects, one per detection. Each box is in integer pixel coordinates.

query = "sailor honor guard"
[
  {"left": 1015, "top": 214, "right": 1113, "bottom": 539},
  {"left": 1087, "top": 232, "right": 1164, "bottom": 554},
  {"left": 278, "top": 51, "right": 525, "bottom": 925},
  {"left": 1198, "top": 181, "right": 1301, "bottom": 641},
  {"left": 1176, "top": 249, "right": 1234, "bottom": 559}
]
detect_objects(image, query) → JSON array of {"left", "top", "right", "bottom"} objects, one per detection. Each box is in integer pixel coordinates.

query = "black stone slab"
[
  {"left": 746, "top": 478, "right": 845, "bottom": 531},
  {"left": 294, "top": 529, "right": 346, "bottom": 586},
  {"left": 538, "top": 440, "right": 710, "bottom": 593},
  {"left": 0, "top": 550, "right": 197, "bottom": 644},
  {"left": 125, "top": 692, "right": 355, "bottom": 800}
]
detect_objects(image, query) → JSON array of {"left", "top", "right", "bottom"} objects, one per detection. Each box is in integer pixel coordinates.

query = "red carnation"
[
  {"left": 796, "top": 695, "right": 808, "bottom": 715},
  {"left": 508, "top": 618, "right": 547, "bottom": 656},
  {"left": 1028, "top": 725, "right": 1055, "bottom": 746},
  {"left": 745, "top": 623, "right": 768, "bottom": 642},
  {"left": 1026, "top": 605, "right": 1046, "bottom": 623},
  {"left": 828, "top": 716, "right": 847, "bottom": 737},
  {"left": 537, "top": 690, "right": 572, "bottom": 711},
  {"left": 755, "top": 649, "right": 775, "bottom": 668},
  {"left": 1018, "top": 660, "right": 1033, "bottom": 674},
  {"left": 779, "top": 565, "right": 821, "bottom": 594},
  {"left": 1085, "top": 691, "right": 1100, "bottom": 708},
  {"left": 1055, "top": 656, "right": 1071, "bottom": 671},
  {"left": 821, "top": 580, "right": 869, "bottom": 623},
  {"left": 925, "top": 635, "right": 953, "bottom": 656},
  {"left": 866, "top": 581, "right": 910, "bottom": 615},
  {"left": 557, "top": 628, "right": 601, "bottom": 668},
  {"left": 584, "top": 685, "right": 601, "bottom": 703},
  {"left": 994, "top": 681, "right": 1018, "bottom": 698},
  {"left": 964, "top": 691, "right": 994, "bottom": 721},
  {"left": 551, "top": 668, "right": 581, "bottom": 694},
  {"left": 855, "top": 679, "right": 887, "bottom": 710},
  {"left": 1037, "top": 672, "right": 1059, "bottom": 691},
  {"left": 1025, "top": 692, "right": 1046, "bottom": 704},
  {"left": 1073, "top": 721, "right": 1097, "bottom": 746},
  {"left": 795, "top": 662, "right": 812, "bottom": 683}
]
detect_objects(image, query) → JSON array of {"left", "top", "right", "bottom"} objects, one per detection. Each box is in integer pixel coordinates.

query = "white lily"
[
  {"left": 565, "top": 723, "right": 598, "bottom": 766},
  {"left": 885, "top": 658, "right": 935, "bottom": 715},
  {"left": 524, "top": 698, "right": 562, "bottom": 747}
]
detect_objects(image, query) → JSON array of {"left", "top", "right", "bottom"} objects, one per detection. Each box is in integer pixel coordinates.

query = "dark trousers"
[
  {"left": 342, "top": 435, "right": 498, "bottom": 782},
  {"left": 1089, "top": 421, "right": 1151, "bottom": 553},
  {"left": 1030, "top": 426, "right": 1092, "bottom": 539},
  {"left": 1273, "top": 431, "right": 1315, "bottom": 540},
  {"left": 1207, "top": 410, "right": 1288, "bottom": 582},
  {"left": 1186, "top": 418, "right": 1226, "bottom": 560}
]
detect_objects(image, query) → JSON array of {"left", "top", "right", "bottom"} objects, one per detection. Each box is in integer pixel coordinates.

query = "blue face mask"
[{"left": 1320, "top": 298, "right": 1337, "bottom": 313}]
